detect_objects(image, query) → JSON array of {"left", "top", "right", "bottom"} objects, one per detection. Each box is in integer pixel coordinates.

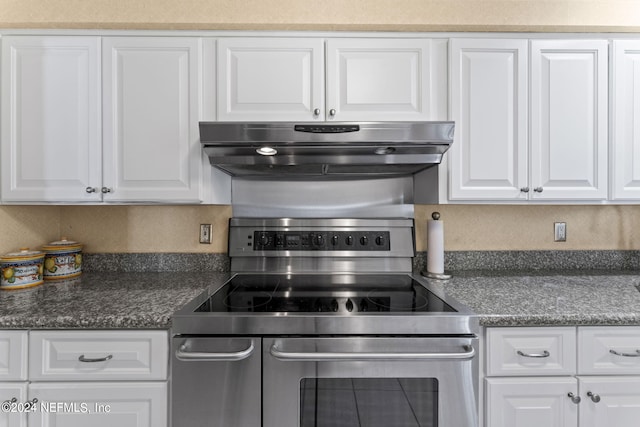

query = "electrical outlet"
[
  {"left": 199, "top": 224, "right": 212, "bottom": 244},
  {"left": 554, "top": 222, "right": 566, "bottom": 242}
]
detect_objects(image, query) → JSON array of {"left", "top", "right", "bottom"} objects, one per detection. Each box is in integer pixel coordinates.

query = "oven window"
[{"left": 300, "top": 378, "right": 438, "bottom": 427}]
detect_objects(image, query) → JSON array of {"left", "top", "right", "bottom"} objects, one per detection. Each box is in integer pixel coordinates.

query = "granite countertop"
[
  {"left": 439, "top": 271, "right": 640, "bottom": 327},
  {"left": 1, "top": 269, "right": 640, "bottom": 329},
  {"left": 0, "top": 272, "right": 223, "bottom": 329}
]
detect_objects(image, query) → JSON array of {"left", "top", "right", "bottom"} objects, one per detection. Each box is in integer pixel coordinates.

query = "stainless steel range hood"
[{"left": 200, "top": 121, "right": 454, "bottom": 177}]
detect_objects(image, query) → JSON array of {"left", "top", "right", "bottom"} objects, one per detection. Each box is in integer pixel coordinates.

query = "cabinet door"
[
  {"left": 611, "top": 40, "right": 640, "bottom": 200},
  {"left": 486, "top": 377, "right": 578, "bottom": 427},
  {"left": 103, "top": 37, "right": 203, "bottom": 202},
  {"left": 579, "top": 377, "right": 640, "bottom": 427},
  {"left": 29, "top": 382, "right": 167, "bottom": 427},
  {"left": 0, "top": 331, "right": 28, "bottom": 381},
  {"left": 0, "top": 383, "right": 27, "bottom": 427},
  {"left": 448, "top": 38, "right": 528, "bottom": 200},
  {"left": 530, "top": 40, "right": 608, "bottom": 200},
  {"left": 1, "top": 36, "right": 102, "bottom": 202},
  {"left": 326, "top": 38, "right": 436, "bottom": 121},
  {"left": 217, "top": 38, "right": 324, "bottom": 121}
]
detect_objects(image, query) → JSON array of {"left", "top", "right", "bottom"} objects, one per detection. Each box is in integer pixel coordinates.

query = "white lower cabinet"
[
  {"left": 486, "top": 377, "right": 578, "bottom": 427},
  {"left": 485, "top": 326, "right": 640, "bottom": 427},
  {"left": 28, "top": 382, "right": 167, "bottom": 427},
  {"left": 0, "top": 383, "right": 28, "bottom": 427},
  {"left": 0, "top": 330, "right": 168, "bottom": 427},
  {"left": 578, "top": 377, "right": 640, "bottom": 427}
]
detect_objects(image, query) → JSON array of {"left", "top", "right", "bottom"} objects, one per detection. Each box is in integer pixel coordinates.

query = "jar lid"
[
  {"left": 42, "top": 237, "right": 82, "bottom": 251},
  {"left": 1, "top": 247, "right": 44, "bottom": 261}
]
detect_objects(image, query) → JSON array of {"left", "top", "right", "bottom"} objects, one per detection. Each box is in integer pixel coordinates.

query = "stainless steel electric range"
[{"left": 171, "top": 218, "right": 478, "bottom": 427}]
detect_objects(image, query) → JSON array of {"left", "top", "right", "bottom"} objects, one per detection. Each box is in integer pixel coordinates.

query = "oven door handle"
[
  {"left": 270, "top": 344, "right": 475, "bottom": 361},
  {"left": 176, "top": 341, "right": 255, "bottom": 361}
]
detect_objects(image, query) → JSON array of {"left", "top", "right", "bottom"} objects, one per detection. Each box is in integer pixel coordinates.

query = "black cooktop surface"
[{"left": 195, "top": 274, "right": 455, "bottom": 314}]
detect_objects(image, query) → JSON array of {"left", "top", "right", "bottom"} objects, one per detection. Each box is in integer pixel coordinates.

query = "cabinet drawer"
[
  {"left": 578, "top": 326, "right": 640, "bottom": 374},
  {"left": 29, "top": 382, "right": 167, "bottom": 427},
  {"left": 0, "top": 331, "right": 28, "bottom": 381},
  {"left": 486, "top": 327, "right": 576, "bottom": 376},
  {"left": 29, "top": 330, "right": 168, "bottom": 381}
]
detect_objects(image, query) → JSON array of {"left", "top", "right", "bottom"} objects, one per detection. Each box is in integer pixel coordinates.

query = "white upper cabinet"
[
  {"left": 217, "top": 37, "right": 441, "bottom": 122},
  {"left": 103, "top": 37, "right": 204, "bottom": 203},
  {"left": 1, "top": 36, "right": 102, "bottom": 202},
  {"left": 1, "top": 35, "right": 208, "bottom": 203},
  {"left": 611, "top": 40, "right": 640, "bottom": 200},
  {"left": 448, "top": 38, "right": 608, "bottom": 202},
  {"left": 530, "top": 40, "right": 608, "bottom": 201},
  {"left": 326, "top": 38, "right": 436, "bottom": 121},
  {"left": 449, "top": 38, "right": 528, "bottom": 200},
  {"left": 217, "top": 38, "right": 325, "bottom": 121}
]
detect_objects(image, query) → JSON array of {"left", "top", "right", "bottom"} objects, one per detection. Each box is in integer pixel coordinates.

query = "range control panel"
[{"left": 252, "top": 231, "right": 391, "bottom": 251}]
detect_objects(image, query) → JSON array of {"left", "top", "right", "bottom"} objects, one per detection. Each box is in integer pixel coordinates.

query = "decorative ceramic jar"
[
  {"left": 41, "top": 238, "right": 83, "bottom": 280},
  {"left": 0, "top": 248, "right": 45, "bottom": 290}
]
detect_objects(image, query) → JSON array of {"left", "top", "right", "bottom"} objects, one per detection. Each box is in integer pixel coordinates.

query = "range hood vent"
[{"left": 200, "top": 121, "right": 454, "bottom": 178}]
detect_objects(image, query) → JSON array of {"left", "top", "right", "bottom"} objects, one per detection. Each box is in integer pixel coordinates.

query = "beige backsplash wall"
[
  {"left": 0, "top": 205, "right": 638, "bottom": 254},
  {"left": 1, "top": 0, "right": 640, "bottom": 31}
]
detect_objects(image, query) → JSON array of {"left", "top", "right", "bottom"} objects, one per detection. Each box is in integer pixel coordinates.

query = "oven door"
[{"left": 263, "top": 336, "right": 478, "bottom": 427}]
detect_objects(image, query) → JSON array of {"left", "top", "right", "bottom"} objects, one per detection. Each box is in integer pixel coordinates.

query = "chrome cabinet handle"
[
  {"left": 568, "top": 392, "right": 581, "bottom": 404},
  {"left": 520, "top": 187, "right": 530, "bottom": 193},
  {"left": 101, "top": 187, "right": 112, "bottom": 194},
  {"left": 517, "top": 350, "right": 550, "bottom": 358},
  {"left": 587, "top": 391, "right": 601, "bottom": 403},
  {"left": 78, "top": 354, "right": 113, "bottom": 363},
  {"left": 329, "top": 109, "right": 336, "bottom": 117},
  {"left": 270, "top": 344, "right": 475, "bottom": 361},
  {"left": 313, "top": 108, "right": 321, "bottom": 116},
  {"left": 610, "top": 349, "right": 640, "bottom": 357},
  {"left": 534, "top": 187, "right": 544, "bottom": 193},
  {"left": 85, "top": 187, "right": 98, "bottom": 193},
  {"left": 176, "top": 341, "right": 255, "bottom": 361}
]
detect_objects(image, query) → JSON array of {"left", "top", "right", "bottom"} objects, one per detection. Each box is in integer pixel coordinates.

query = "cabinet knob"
[
  {"left": 329, "top": 109, "right": 336, "bottom": 117},
  {"left": 2, "top": 397, "right": 17, "bottom": 405},
  {"left": 313, "top": 108, "right": 321, "bottom": 116},
  {"left": 587, "top": 391, "right": 601, "bottom": 403},
  {"left": 567, "top": 392, "right": 581, "bottom": 404},
  {"left": 85, "top": 187, "right": 98, "bottom": 193},
  {"left": 520, "top": 187, "right": 530, "bottom": 193},
  {"left": 101, "top": 187, "right": 112, "bottom": 194},
  {"left": 534, "top": 187, "right": 544, "bottom": 193}
]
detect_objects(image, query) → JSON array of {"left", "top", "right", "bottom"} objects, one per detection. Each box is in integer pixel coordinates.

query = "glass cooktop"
[{"left": 195, "top": 274, "right": 455, "bottom": 314}]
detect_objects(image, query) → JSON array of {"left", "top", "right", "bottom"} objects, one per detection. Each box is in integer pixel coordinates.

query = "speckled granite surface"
[
  {"left": 414, "top": 250, "right": 640, "bottom": 272},
  {"left": 0, "top": 271, "right": 225, "bottom": 329},
  {"left": 83, "top": 253, "right": 230, "bottom": 272},
  {"left": 3, "top": 251, "right": 640, "bottom": 329},
  {"left": 434, "top": 271, "right": 640, "bottom": 326}
]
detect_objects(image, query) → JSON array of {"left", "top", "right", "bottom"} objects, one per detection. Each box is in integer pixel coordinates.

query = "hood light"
[
  {"left": 256, "top": 146, "right": 277, "bottom": 156},
  {"left": 374, "top": 147, "right": 395, "bottom": 155}
]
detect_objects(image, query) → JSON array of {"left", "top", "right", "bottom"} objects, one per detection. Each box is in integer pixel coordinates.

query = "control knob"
[
  {"left": 258, "top": 233, "right": 270, "bottom": 246},
  {"left": 360, "top": 236, "right": 368, "bottom": 246},
  {"left": 331, "top": 235, "right": 340, "bottom": 246},
  {"left": 314, "top": 234, "right": 324, "bottom": 246},
  {"left": 375, "top": 235, "right": 385, "bottom": 246},
  {"left": 346, "top": 235, "right": 354, "bottom": 246},
  {"left": 346, "top": 299, "right": 354, "bottom": 312}
]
